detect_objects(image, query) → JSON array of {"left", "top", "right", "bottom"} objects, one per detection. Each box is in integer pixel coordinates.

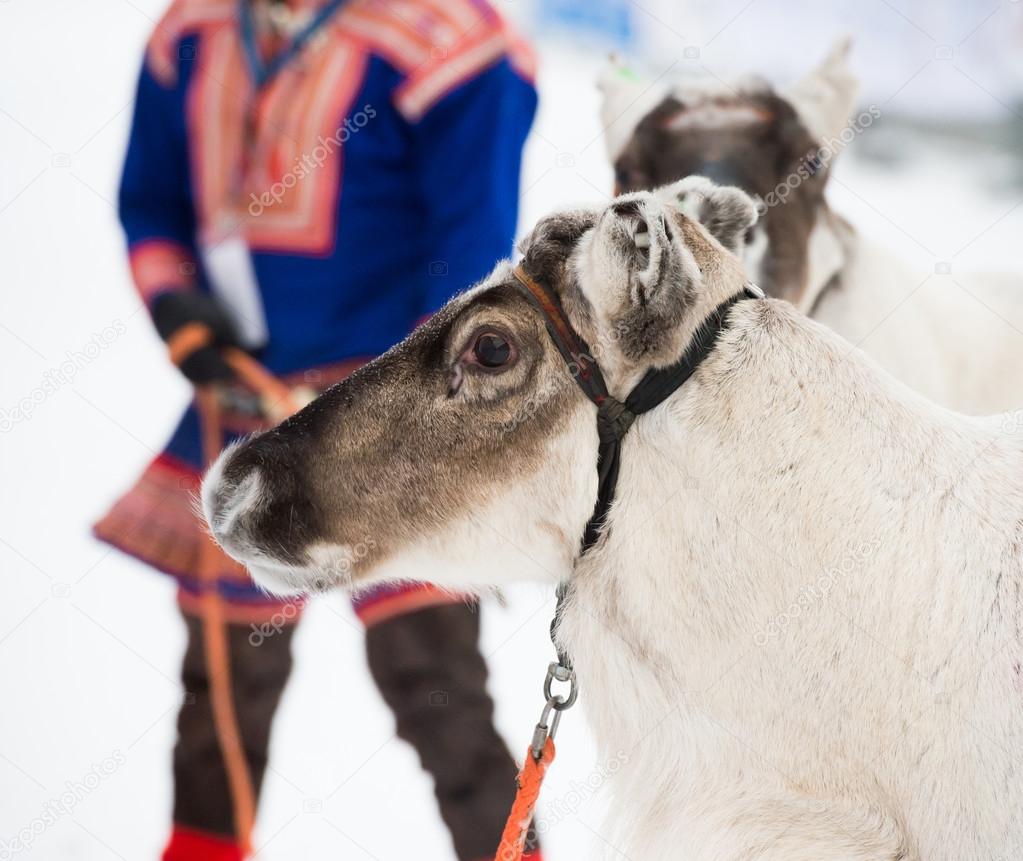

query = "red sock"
[{"left": 162, "top": 825, "right": 244, "bottom": 861}]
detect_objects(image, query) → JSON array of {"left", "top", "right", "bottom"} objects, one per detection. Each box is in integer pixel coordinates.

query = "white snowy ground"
[{"left": 2, "top": 2, "right": 1022, "bottom": 860}]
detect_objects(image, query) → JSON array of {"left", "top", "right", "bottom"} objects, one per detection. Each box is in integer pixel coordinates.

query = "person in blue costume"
[{"left": 94, "top": 1, "right": 541, "bottom": 857}]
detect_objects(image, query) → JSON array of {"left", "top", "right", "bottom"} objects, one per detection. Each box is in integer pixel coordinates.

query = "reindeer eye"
[{"left": 471, "top": 332, "right": 513, "bottom": 368}]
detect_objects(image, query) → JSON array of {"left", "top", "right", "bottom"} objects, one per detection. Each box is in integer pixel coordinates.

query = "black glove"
[{"left": 151, "top": 291, "right": 239, "bottom": 385}]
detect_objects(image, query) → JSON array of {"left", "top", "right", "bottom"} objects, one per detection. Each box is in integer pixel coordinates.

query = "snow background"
[{"left": 1, "top": 1, "right": 1021, "bottom": 859}]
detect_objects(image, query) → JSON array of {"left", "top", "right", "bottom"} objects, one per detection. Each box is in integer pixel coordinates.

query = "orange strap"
[
  {"left": 167, "top": 322, "right": 214, "bottom": 366},
  {"left": 224, "top": 348, "right": 303, "bottom": 420},
  {"left": 167, "top": 334, "right": 304, "bottom": 420},
  {"left": 194, "top": 388, "right": 258, "bottom": 855},
  {"left": 190, "top": 353, "right": 321, "bottom": 852},
  {"left": 495, "top": 738, "right": 555, "bottom": 861},
  {"left": 191, "top": 358, "right": 309, "bottom": 854}
]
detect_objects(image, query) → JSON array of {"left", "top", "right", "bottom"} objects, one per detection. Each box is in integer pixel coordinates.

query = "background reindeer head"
[
  {"left": 602, "top": 39, "right": 858, "bottom": 310},
  {"left": 202, "top": 179, "right": 756, "bottom": 597}
]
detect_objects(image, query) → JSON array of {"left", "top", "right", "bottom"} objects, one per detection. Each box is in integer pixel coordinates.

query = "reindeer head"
[
  {"left": 602, "top": 39, "right": 859, "bottom": 309},
  {"left": 202, "top": 179, "right": 756, "bottom": 597}
]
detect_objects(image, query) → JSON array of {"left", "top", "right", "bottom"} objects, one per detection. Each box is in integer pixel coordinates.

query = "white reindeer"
[
  {"left": 601, "top": 40, "right": 1023, "bottom": 415},
  {"left": 203, "top": 179, "right": 1023, "bottom": 860}
]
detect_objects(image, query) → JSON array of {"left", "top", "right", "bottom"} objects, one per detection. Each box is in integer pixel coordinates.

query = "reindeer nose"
[
  {"left": 201, "top": 430, "right": 321, "bottom": 566},
  {"left": 202, "top": 452, "right": 266, "bottom": 553},
  {"left": 202, "top": 431, "right": 291, "bottom": 544}
]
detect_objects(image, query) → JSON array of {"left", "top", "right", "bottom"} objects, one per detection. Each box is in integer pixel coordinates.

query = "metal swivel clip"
[{"left": 529, "top": 661, "right": 578, "bottom": 761}]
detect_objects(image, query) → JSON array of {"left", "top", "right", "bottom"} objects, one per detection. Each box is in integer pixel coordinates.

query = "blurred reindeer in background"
[{"left": 601, "top": 40, "right": 1023, "bottom": 414}]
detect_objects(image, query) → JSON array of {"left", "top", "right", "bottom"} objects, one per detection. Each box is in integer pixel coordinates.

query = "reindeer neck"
[{"left": 559, "top": 298, "right": 984, "bottom": 759}]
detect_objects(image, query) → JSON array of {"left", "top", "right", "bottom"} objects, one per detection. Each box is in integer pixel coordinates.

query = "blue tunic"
[
  {"left": 98, "top": 0, "right": 537, "bottom": 616},
  {"left": 119, "top": 0, "right": 536, "bottom": 464}
]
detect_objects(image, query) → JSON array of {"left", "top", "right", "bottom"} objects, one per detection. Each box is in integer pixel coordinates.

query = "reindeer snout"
[
  {"left": 201, "top": 446, "right": 267, "bottom": 556},
  {"left": 201, "top": 430, "right": 325, "bottom": 577}
]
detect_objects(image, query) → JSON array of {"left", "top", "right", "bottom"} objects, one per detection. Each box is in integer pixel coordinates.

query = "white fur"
[
  {"left": 777, "top": 36, "right": 1023, "bottom": 416},
  {"left": 363, "top": 424, "right": 596, "bottom": 593},
  {"left": 229, "top": 418, "right": 598, "bottom": 598},
  {"left": 550, "top": 301, "right": 1023, "bottom": 859},
  {"left": 807, "top": 215, "right": 1023, "bottom": 414}
]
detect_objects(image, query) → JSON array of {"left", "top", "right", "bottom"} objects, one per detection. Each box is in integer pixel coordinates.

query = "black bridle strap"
[
  {"left": 511, "top": 263, "right": 761, "bottom": 678},
  {"left": 511, "top": 265, "right": 761, "bottom": 554}
]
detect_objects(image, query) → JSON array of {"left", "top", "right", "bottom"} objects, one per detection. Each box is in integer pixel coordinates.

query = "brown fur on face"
[
  {"left": 614, "top": 90, "right": 826, "bottom": 304},
  {"left": 206, "top": 278, "right": 586, "bottom": 589}
]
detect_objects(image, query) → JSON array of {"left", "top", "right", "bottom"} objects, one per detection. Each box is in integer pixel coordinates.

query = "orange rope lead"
[
  {"left": 224, "top": 348, "right": 304, "bottom": 421},
  {"left": 167, "top": 322, "right": 214, "bottom": 366},
  {"left": 495, "top": 738, "right": 556, "bottom": 861},
  {"left": 188, "top": 358, "right": 313, "bottom": 854},
  {"left": 190, "top": 358, "right": 309, "bottom": 855},
  {"left": 195, "top": 387, "right": 258, "bottom": 856}
]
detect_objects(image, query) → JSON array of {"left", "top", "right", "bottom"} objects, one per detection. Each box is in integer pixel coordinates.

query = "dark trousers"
[{"left": 169, "top": 602, "right": 535, "bottom": 860}]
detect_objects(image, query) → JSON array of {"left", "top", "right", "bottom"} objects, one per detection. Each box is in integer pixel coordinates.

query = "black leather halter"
[{"left": 511, "top": 264, "right": 764, "bottom": 556}]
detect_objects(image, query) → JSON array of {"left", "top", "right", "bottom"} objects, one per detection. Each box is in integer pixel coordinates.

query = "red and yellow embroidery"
[
  {"left": 147, "top": 0, "right": 533, "bottom": 255},
  {"left": 184, "top": 19, "right": 368, "bottom": 253}
]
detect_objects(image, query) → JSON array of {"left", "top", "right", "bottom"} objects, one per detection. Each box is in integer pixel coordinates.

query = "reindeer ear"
[
  {"left": 783, "top": 37, "right": 858, "bottom": 144},
  {"left": 597, "top": 56, "right": 666, "bottom": 162},
  {"left": 659, "top": 176, "right": 759, "bottom": 255}
]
